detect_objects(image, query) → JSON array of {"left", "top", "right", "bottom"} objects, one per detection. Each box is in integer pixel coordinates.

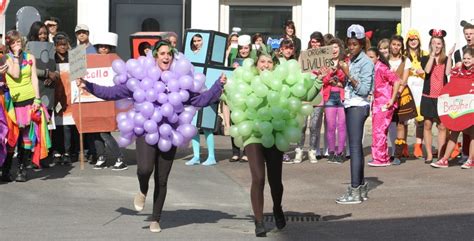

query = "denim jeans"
[{"left": 345, "top": 105, "right": 370, "bottom": 187}]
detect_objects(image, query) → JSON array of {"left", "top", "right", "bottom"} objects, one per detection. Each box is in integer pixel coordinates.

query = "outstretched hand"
[
  {"left": 219, "top": 73, "right": 227, "bottom": 85},
  {"left": 76, "top": 78, "right": 86, "bottom": 88}
]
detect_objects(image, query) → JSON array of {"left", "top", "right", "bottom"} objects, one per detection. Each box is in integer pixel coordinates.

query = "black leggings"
[
  {"left": 244, "top": 143, "right": 283, "bottom": 222},
  {"left": 136, "top": 136, "right": 177, "bottom": 222}
]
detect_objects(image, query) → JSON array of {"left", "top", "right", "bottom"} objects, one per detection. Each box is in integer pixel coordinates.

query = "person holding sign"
[
  {"left": 431, "top": 48, "right": 473, "bottom": 169},
  {"left": 2, "top": 30, "right": 45, "bottom": 182},
  {"left": 335, "top": 24, "right": 373, "bottom": 204},
  {"left": 76, "top": 40, "right": 226, "bottom": 233}
]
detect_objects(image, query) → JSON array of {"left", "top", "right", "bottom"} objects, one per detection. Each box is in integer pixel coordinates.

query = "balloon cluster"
[
  {"left": 111, "top": 52, "right": 206, "bottom": 152},
  {"left": 225, "top": 58, "right": 315, "bottom": 152}
]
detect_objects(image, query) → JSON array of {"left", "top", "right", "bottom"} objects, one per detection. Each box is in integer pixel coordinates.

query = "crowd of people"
[{"left": 0, "top": 15, "right": 473, "bottom": 237}]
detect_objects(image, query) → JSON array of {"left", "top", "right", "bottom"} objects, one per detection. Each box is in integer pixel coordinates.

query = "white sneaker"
[
  {"left": 293, "top": 148, "right": 303, "bottom": 163},
  {"left": 308, "top": 149, "right": 318, "bottom": 163}
]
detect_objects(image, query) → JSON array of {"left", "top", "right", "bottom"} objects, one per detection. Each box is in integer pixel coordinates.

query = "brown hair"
[
  {"left": 377, "top": 38, "right": 390, "bottom": 50},
  {"left": 5, "top": 30, "right": 22, "bottom": 53},
  {"left": 327, "top": 38, "right": 345, "bottom": 61},
  {"left": 429, "top": 36, "right": 447, "bottom": 64},
  {"left": 283, "top": 20, "right": 296, "bottom": 37},
  {"left": 404, "top": 37, "right": 422, "bottom": 63}
]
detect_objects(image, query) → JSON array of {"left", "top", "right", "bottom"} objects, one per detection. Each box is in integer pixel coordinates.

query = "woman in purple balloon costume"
[{"left": 76, "top": 39, "right": 226, "bottom": 233}]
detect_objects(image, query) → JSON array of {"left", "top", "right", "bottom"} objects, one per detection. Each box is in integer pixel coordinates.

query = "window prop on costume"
[
  {"left": 111, "top": 51, "right": 206, "bottom": 152},
  {"left": 224, "top": 58, "right": 318, "bottom": 152}
]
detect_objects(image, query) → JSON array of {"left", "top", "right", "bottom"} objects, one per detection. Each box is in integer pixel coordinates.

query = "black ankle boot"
[
  {"left": 15, "top": 164, "right": 27, "bottom": 182},
  {"left": 1, "top": 153, "right": 14, "bottom": 182},
  {"left": 254, "top": 220, "right": 266, "bottom": 237},
  {"left": 273, "top": 206, "right": 286, "bottom": 230}
]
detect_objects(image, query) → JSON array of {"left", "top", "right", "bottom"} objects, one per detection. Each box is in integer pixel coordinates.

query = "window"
[
  {"left": 335, "top": 5, "right": 401, "bottom": 46},
  {"left": 229, "top": 6, "right": 292, "bottom": 40}
]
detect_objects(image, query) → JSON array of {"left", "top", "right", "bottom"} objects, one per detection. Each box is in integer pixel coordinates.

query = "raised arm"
[{"left": 78, "top": 79, "right": 132, "bottom": 101}]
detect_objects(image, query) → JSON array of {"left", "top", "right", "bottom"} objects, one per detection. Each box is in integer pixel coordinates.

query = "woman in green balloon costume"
[{"left": 225, "top": 51, "right": 322, "bottom": 237}]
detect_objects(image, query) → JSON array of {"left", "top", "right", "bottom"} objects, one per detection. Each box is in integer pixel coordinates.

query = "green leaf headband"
[{"left": 152, "top": 40, "right": 178, "bottom": 57}]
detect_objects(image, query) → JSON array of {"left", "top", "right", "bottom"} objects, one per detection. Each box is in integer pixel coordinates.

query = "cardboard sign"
[
  {"left": 54, "top": 63, "right": 75, "bottom": 125},
  {"left": 438, "top": 76, "right": 474, "bottom": 131},
  {"left": 298, "top": 46, "right": 334, "bottom": 73},
  {"left": 70, "top": 54, "right": 121, "bottom": 133},
  {"left": 69, "top": 45, "right": 87, "bottom": 81}
]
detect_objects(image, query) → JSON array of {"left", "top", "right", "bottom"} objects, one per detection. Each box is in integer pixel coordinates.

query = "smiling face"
[
  {"left": 38, "top": 27, "right": 48, "bottom": 42},
  {"left": 310, "top": 39, "right": 322, "bottom": 49},
  {"left": 408, "top": 38, "right": 420, "bottom": 50},
  {"left": 168, "top": 36, "right": 177, "bottom": 48},
  {"left": 239, "top": 45, "right": 250, "bottom": 58},
  {"left": 463, "top": 52, "right": 473, "bottom": 69},
  {"left": 47, "top": 22, "right": 58, "bottom": 35},
  {"left": 254, "top": 37, "right": 263, "bottom": 46},
  {"left": 76, "top": 30, "right": 89, "bottom": 44},
  {"left": 256, "top": 55, "right": 274, "bottom": 72},
  {"left": 156, "top": 45, "right": 173, "bottom": 71},
  {"left": 430, "top": 37, "right": 444, "bottom": 55},
  {"left": 285, "top": 26, "right": 294, "bottom": 37},
  {"left": 192, "top": 36, "right": 203, "bottom": 50},
  {"left": 332, "top": 43, "right": 340, "bottom": 59}
]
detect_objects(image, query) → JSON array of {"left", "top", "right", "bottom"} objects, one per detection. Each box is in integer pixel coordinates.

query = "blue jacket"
[{"left": 346, "top": 51, "right": 374, "bottom": 98}]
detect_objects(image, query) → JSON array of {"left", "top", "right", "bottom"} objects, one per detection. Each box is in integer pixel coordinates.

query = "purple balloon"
[
  {"left": 126, "top": 59, "right": 139, "bottom": 73},
  {"left": 117, "top": 136, "right": 132, "bottom": 147},
  {"left": 193, "top": 80, "right": 205, "bottom": 93},
  {"left": 126, "top": 78, "right": 140, "bottom": 91},
  {"left": 179, "top": 75, "right": 194, "bottom": 90},
  {"left": 133, "top": 113, "right": 146, "bottom": 128},
  {"left": 140, "top": 77, "right": 154, "bottom": 90},
  {"left": 194, "top": 72, "right": 206, "bottom": 84},
  {"left": 127, "top": 110, "right": 137, "bottom": 119},
  {"left": 116, "top": 112, "right": 128, "bottom": 123},
  {"left": 173, "top": 102, "right": 184, "bottom": 113},
  {"left": 179, "top": 90, "right": 190, "bottom": 102},
  {"left": 134, "top": 126, "right": 145, "bottom": 136},
  {"left": 137, "top": 56, "right": 147, "bottom": 65},
  {"left": 168, "top": 113, "right": 179, "bottom": 124},
  {"left": 112, "top": 59, "right": 126, "bottom": 74},
  {"left": 175, "top": 59, "right": 191, "bottom": 76},
  {"left": 174, "top": 52, "right": 184, "bottom": 60},
  {"left": 159, "top": 123, "right": 172, "bottom": 137},
  {"left": 171, "top": 130, "right": 185, "bottom": 147},
  {"left": 178, "top": 124, "right": 197, "bottom": 139},
  {"left": 184, "top": 106, "right": 197, "bottom": 115},
  {"left": 113, "top": 74, "right": 127, "bottom": 85},
  {"left": 132, "top": 65, "right": 146, "bottom": 80},
  {"left": 140, "top": 102, "right": 154, "bottom": 118},
  {"left": 134, "top": 102, "right": 144, "bottom": 112},
  {"left": 143, "top": 119, "right": 158, "bottom": 133},
  {"left": 145, "top": 89, "right": 157, "bottom": 102},
  {"left": 151, "top": 107, "right": 163, "bottom": 123},
  {"left": 154, "top": 81, "right": 166, "bottom": 93},
  {"left": 168, "top": 92, "right": 182, "bottom": 106},
  {"left": 167, "top": 79, "right": 180, "bottom": 92},
  {"left": 120, "top": 131, "right": 134, "bottom": 140},
  {"left": 161, "top": 71, "right": 176, "bottom": 83},
  {"left": 115, "top": 98, "right": 133, "bottom": 110},
  {"left": 179, "top": 111, "right": 194, "bottom": 125},
  {"left": 157, "top": 93, "right": 168, "bottom": 104},
  {"left": 160, "top": 103, "right": 174, "bottom": 118},
  {"left": 170, "top": 60, "right": 177, "bottom": 72},
  {"left": 145, "top": 133, "right": 160, "bottom": 145},
  {"left": 158, "top": 138, "right": 172, "bottom": 152},
  {"left": 133, "top": 88, "right": 146, "bottom": 103},
  {"left": 118, "top": 119, "right": 134, "bottom": 133},
  {"left": 144, "top": 56, "right": 156, "bottom": 68},
  {"left": 148, "top": 66, "right": 162, "bottom": 82}
]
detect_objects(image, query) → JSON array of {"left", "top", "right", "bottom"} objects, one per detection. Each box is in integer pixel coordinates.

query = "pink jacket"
[{"left": 322, "top": 68, "right": 346, "bottom": 102}]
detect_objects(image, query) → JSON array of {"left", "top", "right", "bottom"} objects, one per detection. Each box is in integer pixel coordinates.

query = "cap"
[
  {"left": 231, "top": 27, "right": 241, "bottom": 35},
  {"left": 75, "top": 24, "right": 89, "bottom": 33},
  {"left": 238, "top": 35, "right": 251, "bottom": 46},
  {"left": 93, "top": 32, "right": 118, "bottom": 47},
  {"left": 346, "top": 24, "right": 365, "bottom": 40},
  {"left": 406, "top": 29, "right": 421, "bottom": 40}
]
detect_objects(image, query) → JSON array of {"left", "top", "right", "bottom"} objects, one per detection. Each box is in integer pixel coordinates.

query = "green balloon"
[
  {"left": 287, "top": 59, "right": 301, "bottom": 73},
  {"left": 238, "top": 82, "right": 252, "bottom": 95},
  {"left": 270, "top": 79, "right": 283, "bottom": 91},
  {"left": 280, "top": 85, "right": 291, "bottom": 98},
  {"left": 243, "top": 58, "right": 255, "bottom": 69},
  {"left": 274, "top": 65, "right": 288, "bottom": 81},
  {"left": 271, "top": 119, "right": 286, "bottom": 131},
  {"left": 267, "top": 91, "right": 279, "bottom": 104},
  {"left": 283, "top": 126, "right": 302, "bottom": 143},
  {"left": 254, "top": 83, "right": 269, "bottom": 98},
  {"left": 260, "top": 70, "right": 272, "bottom": 84},
  {"left": 234, "top": 135, "right": 244, "bottom": 148},
  {"left": 291, "top": 84, "right": 306, "bottom": 97},
  {"left": 242, "top": 71, "right": 254, "bottom": 83},
  {"left": 271, "top": 106, "right": 284, "bottom": 119},
  {"left": 301, "top": 104, "right": 314, "bottom": 116},
  {"left": 238, "top": 121, "right": 254, "bottom": 137},
  {"left": 233, "top": 67, "right": 244, "bottom": 80},
  {"left": 278, "top": 96, "right": 289, "bottom": 109},
  {"left": 246, "top": 94, "right": 262, "bottom": 109},
  {"left": 285, "top": 73, "right": 298, "bottom": 85},
  {"left": 303, "top": 77, "right": 313, "bottom": 89},
  {"left": 261, "top": 134, "right": 275, "bottom": 148},
  {"left": 259, "top": 121, "right": 273, "bottom": 135},
  {"left": 245, "top": 108, "right": 258, "bottom": 121},
  {"left": 229, "top": 125, "right": 240, "bottom": 137},
  {"left": 275, "top": 132, "right": 290, "bottom": 151},
  {"left": 286, "top": 119, "right": 299, "bottom": 128},
  {"left": 231, "top": 109, "right": 247, "bottom": 124},
  {"left": 288, "top": 97, "right": 302, "bottom": 113},
  {"left": 257, "top": 107, "right": 272, "bottom": 121}
]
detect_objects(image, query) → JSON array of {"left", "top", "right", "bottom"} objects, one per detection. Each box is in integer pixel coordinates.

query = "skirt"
[{"left": 420, "top": 96, "right": 439, "bottom": 119}]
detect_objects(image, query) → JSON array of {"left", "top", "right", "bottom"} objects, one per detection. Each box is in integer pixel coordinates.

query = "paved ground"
[{"left": 0, "top": 130, "right": 473, "bottom": 241}]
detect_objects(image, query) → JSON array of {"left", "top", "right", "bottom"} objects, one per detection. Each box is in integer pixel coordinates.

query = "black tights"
[
  {"left": 244, "top": 144, "right": 283, "bottom": 222},
  {"left": 135, "top": 136, "right": 177, "bottom": 222}
]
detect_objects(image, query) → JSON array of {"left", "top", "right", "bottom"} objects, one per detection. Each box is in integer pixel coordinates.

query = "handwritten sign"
[
  {"left": 298, "top": 46, "right": 334, "bottom": 73},
  {"left": 69, "top": 45, "right": 87, "bottom": 80},
  {"left": 71, "top": 66, "right": 115, "bottom": 103},
  {"left": 438, "top": 76, "right": 474, "bottom": 131}
]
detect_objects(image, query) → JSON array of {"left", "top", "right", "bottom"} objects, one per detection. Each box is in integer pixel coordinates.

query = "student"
[
  {"left": 366, "top": 47, "right": 401, "bottom": 167},
  {"left": 281, "top": 20, "right": 301, "bottom": 59},
  {"left": 74, "top": 24, "right": 96, "bottom": 54},
  {"left": 44, "top": 16, "right": 60, "bottom": 43},
  {"left": 190, "top": 34, "right": 203, "bottom": 54}
]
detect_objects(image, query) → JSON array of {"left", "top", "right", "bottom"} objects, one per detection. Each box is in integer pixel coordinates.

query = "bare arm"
[
  {"left": 445, "top": 44, "right": 455, "bottom": 76},
  {"left": 6, "top": 57, "right": 20, "bottom": 79},
  {"left": 387, "top": 79, "right": 401, "bottom": 109},
  {"left": 424, "top": 55, "right": 435, "bottom": 74}
]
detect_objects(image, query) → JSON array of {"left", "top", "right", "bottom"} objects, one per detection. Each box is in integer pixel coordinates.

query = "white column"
[
  {"left": 77, "top": 0, "right": 109, "bottom": 44},
  {"left": 300, "top": 0, "right": 329, "bottom": 50},
  {"left": 191, "top": 0, "right": 219, "bottom": 31}
]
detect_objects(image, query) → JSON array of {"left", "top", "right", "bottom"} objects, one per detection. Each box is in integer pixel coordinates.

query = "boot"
[
  {"left": 413, "top": 143, "right": 423, "bottom": 159},
  {"left": 1, "top": 153, "right": 14, "bottom": 182},
  {"left": 293, "top": 148, "right": 303, "bottom": 163},
  {"left": 16, "top": 149, "right": 30, "bottom": 182},
  {"left": 402, "top": 143, "right": 409, "bottom": 158},
  {"left": 273, "top": 206, "right": 286, "bottom": 230},
  {"left": 254, "top": 220, "right": 266, "bottom": 237},
  {"left": 308, "top": 149, "right": 317, "bottom": 163},
  {"left": 15, "top": 163, "right": 27, "bottom": 182},
  {"left": 360, "top": 182, "right": 369, "bottom": 200},
  {"left": 392, "top": 139, "right": 404, "bottom": 165},
  {"left": 335, "top": 185, "right": 363, "bottom": 204}
]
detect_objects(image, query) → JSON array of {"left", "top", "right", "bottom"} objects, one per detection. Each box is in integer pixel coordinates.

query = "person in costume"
[
  {"left": 90, "top": 32, "right": 128, "bottom": 171},
  {"left": 0, "top": 45, "right": 9, "bottom": 178},
  {"left": 421, "top": 29, "right": 454, "bottom": 164},
  {"left": 252, "top": 33, "right": 267, "bottom": 53},
  {"left": 76, "top": 39, "right": 226, "bottom": 233},
  {"left": 2, "top": 30, "right": 46, "bottom": 182},
  {"left": 366, "top": 47, "right": 401, "bottom": 167},
  {"left": 405, "top": 29, "right": 429, "bottom": 159},
  {"left": 322, "top": 38, "right": 347, "bottom": 164},
  {"left": 431, "top": 48, "right": 474, "bottom": 169},
  {"left": 190, "top": 34, "right": 203, "bottom": 54},
  {"left": 336, "top": 24, "right": 373, "bottom": 204}
]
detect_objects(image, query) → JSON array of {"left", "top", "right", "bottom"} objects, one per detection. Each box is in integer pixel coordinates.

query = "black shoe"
[
  {"left": 15, "top": 165, "right": 27, "bottom": 182},
  {"left": 254, "top": 221, "right": 266, "bottom": 237},
  {"left": 316, "top": 155, "right": 323, "bottom": 160},
  {"left": 1, "top": 173, "right": 14, "bottom": 182},
  {"left": 93, "top": 156, "right": 107, "bottom": 169},
  {"left": 62, "top": 153, "right": 72, "bottom": 166},
  {"left": 335, "top": 153, "right": 345, "bottom": 164},
  {"left": 273, "top": 206, "right": 286, "bottom": 230},
  {"left": 87, "top": 154, "right": 98, "bottom": 165},
  {"left": 327, "top": 152, "right": 336, "bottom": 164}
]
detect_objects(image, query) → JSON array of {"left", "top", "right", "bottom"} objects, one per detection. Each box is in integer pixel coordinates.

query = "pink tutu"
[{"left": 14, "top": 104, "right": 50, "bottom": 128}]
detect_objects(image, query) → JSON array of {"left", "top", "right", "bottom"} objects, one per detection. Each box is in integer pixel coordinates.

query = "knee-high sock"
[
  {"left": 191, "top": 134, "right": 200, "bottom": 159},
  {"left": 204, "top": 130, "right": 215, "bottom": 160}
]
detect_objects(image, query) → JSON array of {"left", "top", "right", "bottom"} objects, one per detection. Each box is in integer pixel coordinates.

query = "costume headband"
[
  {"left": 429, "top": 29, "right": 447, "bottom": 38},
  {"left": 152, "top": 40, "right": 177, "bottom": 57}
]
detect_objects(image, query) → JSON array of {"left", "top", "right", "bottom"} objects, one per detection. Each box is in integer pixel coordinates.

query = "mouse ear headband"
[{"left": 429, "top": 29, "right": 447, "bottom": 38}]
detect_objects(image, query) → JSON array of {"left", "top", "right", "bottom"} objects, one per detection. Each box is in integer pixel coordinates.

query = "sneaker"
[
  {"left": 391, "top": 158, "right": 401, "bottom": 165},
  {"left": 334, "top": 154, "right": 345, "bottom": 164},
  {"left": 293, "top": 148, "right": 303, "bottom": 164},
  {"left": 134, "top": 192, "right": 146, "bottom": 211},
  {"left": 327, "top": 152, "right": 336, "bottom": 164},
  {"left": 88, "top": 154, "right": 98, "bottom": 165},
  {"left": 112, "top": 159, "right": 128, "bottom": 171},
  {"left": 431, "top": 158, "right": 449, "bottom": 168},
  {"left": 308, "top": 149, "right": 318, "bottom": 163},
  {"left": 335, "top": 185, "right": 363, "bottom": 204},
  {"left": 282, "top": 154, "right": 294, "bottom": 164},
  {"left": 149, "top": 221, "right": 162, "bottom": 233},
  {"left": 368, "top": 160, "right": 391, "bottom": 167},
  {"left": 93, "top": 156, "right": 107, "bottom": 169},
  {"left": 360, "top": 182, "right": 369, "bottom": 201},
  {"left": 316, "top": 155, "right": 323, "bottom": 160},
  {"left": 461, "top": 159, "right": 474, "bottom": 169},
  {"left": 62, "top": 153, "right": 72, "bottom": 166}
]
